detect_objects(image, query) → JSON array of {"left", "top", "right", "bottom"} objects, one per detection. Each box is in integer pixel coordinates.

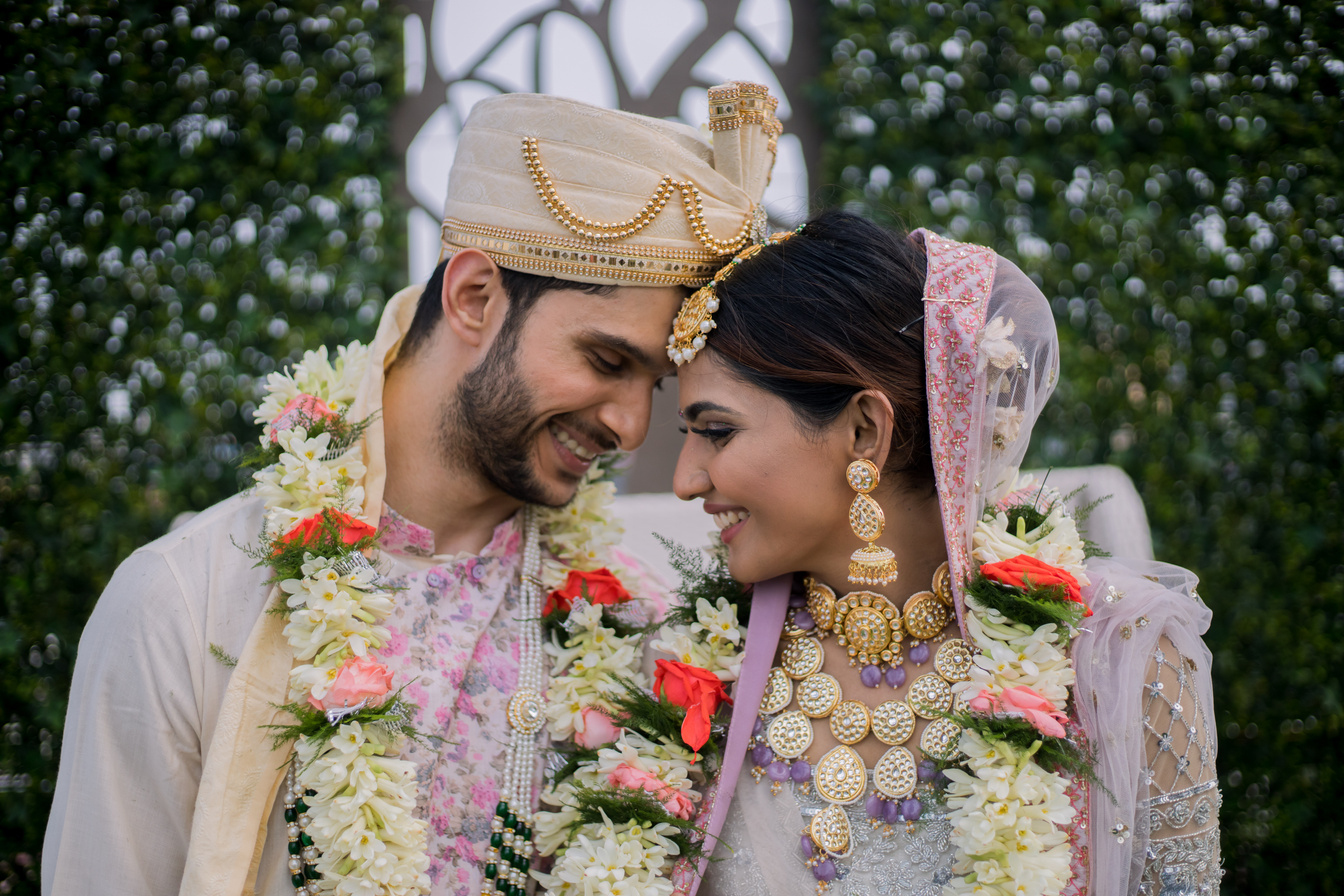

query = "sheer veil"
[{"left": 917, "top": 229, "right": 1216, "bottom": 895}]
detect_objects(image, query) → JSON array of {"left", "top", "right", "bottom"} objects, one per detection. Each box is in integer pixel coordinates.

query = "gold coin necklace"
[{"left": 749, "top": 564, "right": 972, "bottom": 889}]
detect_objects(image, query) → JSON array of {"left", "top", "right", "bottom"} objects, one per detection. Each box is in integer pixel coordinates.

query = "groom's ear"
[
  {"left": 845, "top": 389, "right": 896, "bottom": 470},
  {"left": 440, "top": 248, "right": 508, "bottom": 349}
]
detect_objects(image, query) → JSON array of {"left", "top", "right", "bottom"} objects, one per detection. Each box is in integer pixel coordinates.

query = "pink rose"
[
  {"left": 608, "top": 764, "right": 696, "bottom": 820},
  {"left": 969, "top": 685, "right": 1068, "bottom": 738},
  {"left": 967, "top": 690, "right": 995, "bottom": 713},
  {"left": 574, "top": 706, "right": 623, "bottom": 749},
  {"left": 270, "top": 393, "right": 337, "bottom": 441},
  {"left": 309, "top": 656, "right": 394, "bottom": 712}
]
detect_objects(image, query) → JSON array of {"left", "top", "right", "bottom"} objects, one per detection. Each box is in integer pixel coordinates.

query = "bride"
[{"left": 664, "top": 210, "right": 1222, "bottom": 895}]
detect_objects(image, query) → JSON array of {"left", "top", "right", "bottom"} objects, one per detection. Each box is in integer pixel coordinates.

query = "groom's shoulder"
[
  {"left": 139, "top": 490, "right": 269, "bottom": 569},
  {"left": 104, "top": 491, "right": 272, "bottom": 616}
]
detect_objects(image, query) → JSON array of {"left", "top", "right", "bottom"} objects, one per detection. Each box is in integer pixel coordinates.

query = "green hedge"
[
  {"left": 817, "top": 1, "right": 1341, "bottom": 891},
  {"left": 0, "top": 1, "right": 402, "bottom": 889}
]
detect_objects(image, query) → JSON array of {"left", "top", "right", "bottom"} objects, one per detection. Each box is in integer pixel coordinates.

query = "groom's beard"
[{"left": 440, "top": 331, "right": 570, "bottom": 508}]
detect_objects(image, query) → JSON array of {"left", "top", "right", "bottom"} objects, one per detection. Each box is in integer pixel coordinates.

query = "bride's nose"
[{"left": 672, "top": 440, "right": 711, "bottom": 501}]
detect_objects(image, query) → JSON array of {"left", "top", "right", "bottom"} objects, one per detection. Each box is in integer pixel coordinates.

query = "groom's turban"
[{"left": 439, "top": 83, "right": 782, "bottom": 288}]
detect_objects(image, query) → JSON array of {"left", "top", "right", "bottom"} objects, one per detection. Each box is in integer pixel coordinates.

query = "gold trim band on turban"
[
  {"left": 708, "top": 81, "right": 783, "bottom": 151},
  {"left": 440, "top": 218, "right": 724, "bottom": 286}
]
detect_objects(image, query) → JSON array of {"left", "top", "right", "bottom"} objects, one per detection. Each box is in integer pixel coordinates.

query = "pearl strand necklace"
[
  {"left": 284, "top": 761, "right": 320, "bottom": 895},
  {"left": 483, "top": 507, "right": 545, "bottom": 896}
]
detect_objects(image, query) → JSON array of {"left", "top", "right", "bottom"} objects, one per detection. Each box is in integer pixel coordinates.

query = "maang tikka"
[{"left": 846, "top": 459, "right": 899, "bottom": 585}]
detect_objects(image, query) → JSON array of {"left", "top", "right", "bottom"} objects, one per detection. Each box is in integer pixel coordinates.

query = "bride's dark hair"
[{"left": 707, "top": 209, "right": 934, "bottom": 491}]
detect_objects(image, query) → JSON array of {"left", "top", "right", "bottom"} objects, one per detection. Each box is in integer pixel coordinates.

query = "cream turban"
[{"left": 439, "top": 83, "right": 782, "bottom": 287}]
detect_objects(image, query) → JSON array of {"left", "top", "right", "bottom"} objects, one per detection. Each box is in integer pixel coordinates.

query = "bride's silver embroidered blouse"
[{"left": 1134, "top": 635, "right": 1222, "bottom": 895}]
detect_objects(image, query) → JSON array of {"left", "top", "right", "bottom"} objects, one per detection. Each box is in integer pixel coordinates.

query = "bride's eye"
[{"left": 683, "top": 424, "right": 734, "bottom": 445}]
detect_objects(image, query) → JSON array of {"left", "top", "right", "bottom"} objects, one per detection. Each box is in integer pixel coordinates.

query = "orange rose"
[
  {"left": 279, "top": 509, "right": 377, "bottom": 552},
  {"left": 543, "top": 567, "right": 632, "bottom": 615},
  {"left": 981, "top": 554, "right": 1089, "bottom": 616},
  {"left": 654, "top": 659, "right": 732, "bottom": 751}
]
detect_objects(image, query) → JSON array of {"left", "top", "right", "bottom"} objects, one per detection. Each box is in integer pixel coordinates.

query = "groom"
[{"left": 43, "top": 88, "right": 779, "bottom": 895}]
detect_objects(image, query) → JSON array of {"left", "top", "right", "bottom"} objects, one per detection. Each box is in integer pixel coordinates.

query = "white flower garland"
[
  {"left": 532, "top": 553, "right": 747, "bottom": 896},
  {"left": 250, "top": 342, "right": 653, "bottom": 896},
  {"left": 942, "top": 477, "right": 1091, "bottom": 896},
  {"left": 252, "top": 343, "right": 430, "bottom": 896},
  {"left": 648, "top": 596, "right": 746, "bottom": 682}
]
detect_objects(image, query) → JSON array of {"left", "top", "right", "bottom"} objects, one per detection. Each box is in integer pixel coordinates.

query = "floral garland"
[
  {"left": 531, "top": 541, "right": 749, "bottom": 896},
  {"left": 526, "top": 474, "right": 1095, "bottom": 896},
  {"left": 245, "top": 343, "right": 431, "bottom": 896},
  {"left": 941, "top": 477, "right": 1097, "bottom": 896},
  {"left": 245, "top": 342, "right": 664, "bottom": 896}
]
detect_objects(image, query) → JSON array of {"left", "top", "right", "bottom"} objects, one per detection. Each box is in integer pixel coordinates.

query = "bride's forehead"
[
  {"left": 675, "top": 353, "right": 734, "bottom": 389},
  {"left": 675, "top": 376, "right": 723, "bottom": 417},
  {"left": 678, "top": 369, "right": 791, "bottom": 423}
]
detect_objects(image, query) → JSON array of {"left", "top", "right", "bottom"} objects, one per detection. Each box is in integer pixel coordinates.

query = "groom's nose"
[{"left": 594, "top": 380, "right": 654, "bottom": 450}]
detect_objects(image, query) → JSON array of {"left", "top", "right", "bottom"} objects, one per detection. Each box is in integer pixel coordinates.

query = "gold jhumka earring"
[{"left": 846, "top": 459, "right": 899, "bottom": 586}]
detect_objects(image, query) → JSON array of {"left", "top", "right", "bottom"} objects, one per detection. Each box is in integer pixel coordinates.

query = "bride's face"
[{"left": 673, "top": 352, "right": 855, "bottom": 584}]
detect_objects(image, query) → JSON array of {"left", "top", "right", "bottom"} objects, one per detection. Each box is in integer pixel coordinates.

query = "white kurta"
[
  {"left": 43, "top": 492, "right": 299, "bottom": 896},
  {"left": 45, "top": 287, "right": 421, "bottom": 896}
]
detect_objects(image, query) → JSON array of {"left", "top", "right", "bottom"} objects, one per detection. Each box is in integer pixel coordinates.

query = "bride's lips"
[
  {"left": 548, "top": 421, "right": 600, "bottom": 475},
  {"left": 705, "top": 503, "right": 750, "bottom": 545}
]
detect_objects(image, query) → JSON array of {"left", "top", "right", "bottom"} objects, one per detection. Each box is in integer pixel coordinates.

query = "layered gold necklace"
[{"left": 749, "top": 564, "right": 973, "bottom": 880}]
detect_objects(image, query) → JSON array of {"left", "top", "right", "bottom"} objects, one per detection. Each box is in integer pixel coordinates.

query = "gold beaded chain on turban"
[
  {"left": 437, "top": 83, "right": 782, "bottom": 288},
  {"left": 666, "top": 226, "right": 802, "bottom": 365}
]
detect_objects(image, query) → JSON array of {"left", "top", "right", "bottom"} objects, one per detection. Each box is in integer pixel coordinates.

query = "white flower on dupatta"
[
  {"left": 944, "top": 730, "right": 1075, "bottom": 896},
  {"left": 992, "top": 406, "right": 1025, "bottom": 450},
  {"left": 956, "top": 605, "right": 1074, "bottom": 708},
  {"left": 947, "top": 488, "right": 1090, "bottom": 896},
  {"left": 978, "top": 315, "right": 1022, "bottom": 372}
]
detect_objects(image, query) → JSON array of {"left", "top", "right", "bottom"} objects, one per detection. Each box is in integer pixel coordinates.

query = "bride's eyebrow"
[{"left": 682, "top": 401, "right": 737, "bottom": 423}]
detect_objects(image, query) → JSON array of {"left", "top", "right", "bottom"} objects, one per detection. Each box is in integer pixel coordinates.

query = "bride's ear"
[{"left": 845, "top": 389, "right": 896, "bottom": 470}]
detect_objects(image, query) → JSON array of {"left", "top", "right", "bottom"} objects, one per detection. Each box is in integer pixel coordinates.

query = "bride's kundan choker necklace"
[
  {"left": 744, "top": 482, "right": 1101, "bottom": 895},
  {"left": 748, "top": 565, "right": 972, "bottom": 887}
]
